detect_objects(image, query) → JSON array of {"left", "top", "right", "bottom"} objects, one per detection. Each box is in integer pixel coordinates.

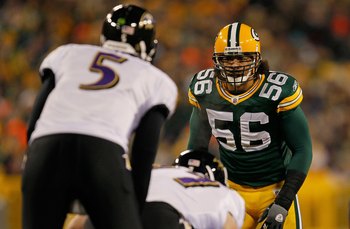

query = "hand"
[{"left": 258, "top": 203, "right": 288, "bottom": 229}]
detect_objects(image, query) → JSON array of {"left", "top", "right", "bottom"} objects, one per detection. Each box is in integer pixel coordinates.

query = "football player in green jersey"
[{"left": 187, "top": 22, "right": 312, "bottom": 229}]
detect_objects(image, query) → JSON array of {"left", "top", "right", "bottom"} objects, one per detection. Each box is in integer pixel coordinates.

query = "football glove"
[{"left": 258, "top": 203, "right": 288, "bottom": 229}]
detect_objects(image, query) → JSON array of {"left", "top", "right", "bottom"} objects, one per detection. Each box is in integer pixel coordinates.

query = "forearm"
[
  {"left": 27, "top": 69, "right": 55, "bottom": 142},
  {"left": 65, "top": 215, "right": 89, "bottom": 229},
  {"left": 223, "top": 213, "right": 238, "bottom": 229},
  {"left": 275, "top": 169, "right": 306, "bottom": 210},
  {"left": 130, "top": 106, "right": 167, "bottom": 211},
  {"left": 278, "top": 106, "right": 312, "bottom": 210}
]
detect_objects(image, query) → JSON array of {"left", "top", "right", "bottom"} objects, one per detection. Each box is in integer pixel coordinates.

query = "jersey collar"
[{"left": 216, "top": 74, "right": 265, "bottom": 105}]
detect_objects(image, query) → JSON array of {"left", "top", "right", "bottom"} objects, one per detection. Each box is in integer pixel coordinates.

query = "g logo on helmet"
[{"left": 251, "top": 28, "right": 260, "bottom": 41}]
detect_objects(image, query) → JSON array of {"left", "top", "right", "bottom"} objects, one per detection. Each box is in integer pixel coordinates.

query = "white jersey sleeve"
[
  {"left": 31, "top": 44, "right": 178, "bottom": 151},
  {"left": 146, "top": 167, "right": 245, "bottom": 229}
]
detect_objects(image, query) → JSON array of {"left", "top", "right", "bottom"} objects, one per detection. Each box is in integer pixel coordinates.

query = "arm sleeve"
[
  {"left": 26, "top": 69, "right": 55, "bottom": 142},
  {"left": 275, "top": 106, "right": 313, "bottom": 210},
  {"left": 187, "top": 107, "right": 212, "bottom": 150},
  {"left": 281, "top": 106, "right": 312, "bottom": 174},
  {"left": 130, "top": 105, "right": 167, "bottom": 212}
]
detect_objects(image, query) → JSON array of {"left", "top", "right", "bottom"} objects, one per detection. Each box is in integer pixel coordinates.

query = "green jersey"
[{"left": 187, "top": 69, "right": 312, "bottom": 187}]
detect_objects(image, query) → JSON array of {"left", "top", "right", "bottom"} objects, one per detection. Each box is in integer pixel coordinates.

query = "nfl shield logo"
[{"left": 232, "top": 96, "right": 239, "bottom": 104}]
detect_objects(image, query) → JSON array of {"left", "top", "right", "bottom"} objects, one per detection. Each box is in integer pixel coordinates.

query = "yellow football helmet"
[{"left": 213, "top": 22, "right": 261, "bottom": 89}]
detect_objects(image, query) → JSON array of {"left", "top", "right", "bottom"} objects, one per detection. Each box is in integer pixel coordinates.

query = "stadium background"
[{"left": 0, "top": 0, "right": 349, "bottom": 228}]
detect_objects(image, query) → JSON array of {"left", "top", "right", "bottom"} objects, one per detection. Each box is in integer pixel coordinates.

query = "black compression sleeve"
[
  {"left": 275, "top": 169, "right": 306, "bottom": 210},
  {"left": 130, "top": 105, "right": 167, "bottom": 212},
  {"left": 26, "top": 69, "right": 55, "bottom": 142}
]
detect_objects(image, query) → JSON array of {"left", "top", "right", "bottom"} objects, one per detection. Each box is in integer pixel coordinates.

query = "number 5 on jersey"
[{"left": 80, "top": 52, "right": 127, "bottom": 90}]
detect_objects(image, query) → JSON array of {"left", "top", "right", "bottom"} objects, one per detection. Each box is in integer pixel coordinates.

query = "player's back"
[
  {"left": 146, "top": 166, "right": 245, "bottom": 229},
  {"left": 30, "top": 44, "right": 177, "bottom": 151}
]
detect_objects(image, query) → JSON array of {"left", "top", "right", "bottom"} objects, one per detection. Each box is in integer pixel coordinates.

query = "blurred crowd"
[{"left": 0, "top": 0, "right": 349, "bottom": 228}]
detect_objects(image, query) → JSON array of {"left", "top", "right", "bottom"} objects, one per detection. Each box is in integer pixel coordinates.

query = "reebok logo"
[{"left": 275, "top": 214, "right": 284, "bottom": 222}]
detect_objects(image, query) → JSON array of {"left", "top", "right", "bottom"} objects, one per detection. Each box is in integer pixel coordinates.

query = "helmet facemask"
[
  {"left": 135, "top": 39, "right": 158, "bottom": 62},
  {"left": 213, "top": 52, "right": 261, "bottom": 91}
]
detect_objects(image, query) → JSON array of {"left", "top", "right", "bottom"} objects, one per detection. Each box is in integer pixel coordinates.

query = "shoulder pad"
[
  {"left": 189, "top": 69, "right": 215, "bottom": 96},
  {"left": 188, "top": 69, "right": 215, "bottom": 108},
  {"left": 259, "top": 71, "right": 303, "bottom": 112}
]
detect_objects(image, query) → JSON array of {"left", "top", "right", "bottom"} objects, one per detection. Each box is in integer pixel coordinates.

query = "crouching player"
[{"left": 66, "top": 150, "right": 245, "bottom": 229}]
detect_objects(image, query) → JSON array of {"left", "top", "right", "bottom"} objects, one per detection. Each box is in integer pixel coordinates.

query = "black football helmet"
[
  {"left": 101, "top": 4, "right": 158, "bottom": 62},
  {"left": 173, "top": 150, "right": 228, "bottom": 186}
]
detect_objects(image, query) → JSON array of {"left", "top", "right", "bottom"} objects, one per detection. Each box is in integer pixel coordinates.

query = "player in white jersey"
[
  {"left": 142, "top": 153, "right": 245, "bottom": 229},
  {"left": 22, "top": 4, "right": 177, "bottom": 229},
  {"left": 66, "top": 150, "right": 245, "bottom": 229}
]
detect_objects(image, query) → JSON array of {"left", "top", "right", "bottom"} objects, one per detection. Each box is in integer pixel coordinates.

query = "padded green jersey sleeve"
[
  {"left": 280, "top": 106, "right": 312, "bottom": 174},
  {"left": 187, "top": 107, "right": 212, "bottom": 151}
]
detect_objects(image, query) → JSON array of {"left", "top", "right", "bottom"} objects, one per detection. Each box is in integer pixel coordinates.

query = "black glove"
[{"left": 258, "top": 203, "right": 288, "bottom": 229}]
